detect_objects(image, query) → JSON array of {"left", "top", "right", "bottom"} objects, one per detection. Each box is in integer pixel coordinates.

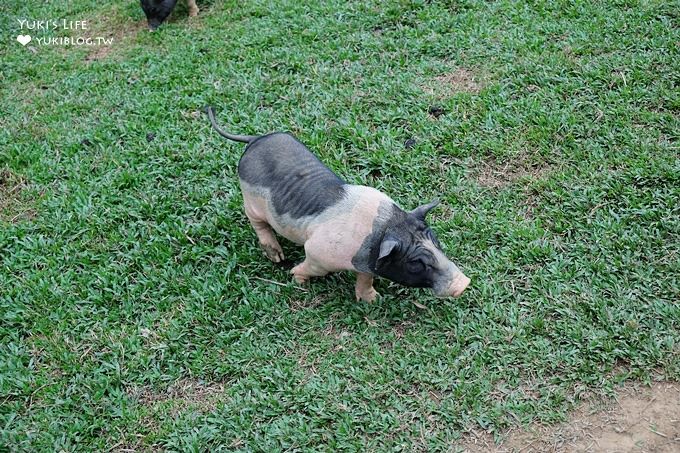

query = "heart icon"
[{"left": 17, "top": 35, "right": 32, "bottom": 46}]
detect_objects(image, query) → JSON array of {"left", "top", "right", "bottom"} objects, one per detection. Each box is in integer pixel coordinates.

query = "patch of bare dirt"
[
  {"left": 85, "top": 42, "right": 115, "bottom": 62},
  {"left": 475, "top": 156, "right": 552, "bottom": 189},
  {"left": 460, "top": 382, "right": 680, "bottom": 453},
  {"left": 289, "top": 295, "right": 325, "bottom": 312},
  {"left": 84, "top": 9, "right": 147, "bottom": 62},
  {"left": 0, "top": 169, "right": 35, "bottom": 223},
  {"left": 424, "top": 67, "right": 483, "bottom": 98},
  {"left": 128, "top": 378, "right": 225, "bottom": 416}
]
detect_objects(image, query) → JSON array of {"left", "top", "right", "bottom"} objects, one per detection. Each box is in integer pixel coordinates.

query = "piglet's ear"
[
  {"left": 378, "top": 237, "right": 399, "bottom": 261},
  {"left": 411, "top": 199, "right": 440, "bottom": 221}
]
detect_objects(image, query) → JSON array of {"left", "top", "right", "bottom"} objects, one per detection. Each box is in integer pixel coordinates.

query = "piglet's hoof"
[
  {"left": 290, "top": 270, "right": 309, "bottom": 285},
  {"left": 261, "top": 244, "right": 284, "bottom": 263},
  {"left": 356, "top": 287, "right": 379, "bottom": 303},
  {"left": 292, "top": 275, "right": 309, "bottom": 285}
]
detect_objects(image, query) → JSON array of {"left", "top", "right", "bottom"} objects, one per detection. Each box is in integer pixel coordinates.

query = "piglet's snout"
[{"left": 447, "top": 273, "right": 470, "bottom": 298}]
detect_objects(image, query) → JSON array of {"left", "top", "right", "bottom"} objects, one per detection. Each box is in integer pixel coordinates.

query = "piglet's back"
[{"left": 238, "top": 133, "right": 346, "bottom": 219}]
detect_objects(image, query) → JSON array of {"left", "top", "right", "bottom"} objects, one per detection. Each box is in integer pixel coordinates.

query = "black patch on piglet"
[
  {"left": 352, "top": 201, "right": 446, "bottom": 289},
  {"left": 239, "top": 133, "right": 347, "bottom": 219},
  {"left": 206, "top": 108, "right": 347, "bottom": 220},
  {"left": 411, "top": 199, "right": 439, "bottom": 221},
  {"left": 374, "top": 217, "right": 442, "bottom": 288}
]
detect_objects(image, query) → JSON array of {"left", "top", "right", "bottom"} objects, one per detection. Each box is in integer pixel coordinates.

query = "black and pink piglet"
[{"left": 207, "top": 107, "right": 470, "bottom": 302}]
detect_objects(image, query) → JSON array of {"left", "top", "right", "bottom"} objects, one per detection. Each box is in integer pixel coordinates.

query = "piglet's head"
[{"left": 374, "top": 200, "right": 470, "bottom": 298}]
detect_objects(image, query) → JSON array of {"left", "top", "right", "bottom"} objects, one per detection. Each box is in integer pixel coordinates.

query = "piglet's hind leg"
[{"left": 246, "top": 217, "right": 285, "bottom": 263}]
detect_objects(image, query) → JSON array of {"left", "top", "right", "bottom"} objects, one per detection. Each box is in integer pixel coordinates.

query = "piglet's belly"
[
  {"left": 241, "top": 183, "right": 390, "bottom": 271},
  {"left": 267, "top": 207, "right": 362, "bottom": 253},
  {"left": 268, "top": 215, "right": 310, "bottom": 245}
]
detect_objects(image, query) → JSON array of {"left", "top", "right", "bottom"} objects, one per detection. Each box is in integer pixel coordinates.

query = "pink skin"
[
  {"left": 187, "top": 0, "right": 199, "bottom": 16},
  {"left": 241, "top": 183, "right": 389, "bottom": 302},
  {"left": 355, "top": 273, "right": 378, "bottom": 302},
  {"left": 242, "top": 190, "right": 286, "bottom": 262},
  {"left": 422, "top": 240, "right": 471, "bottom": 298},
  {"left": 443, "top": 273, "right": 471, "bottom": 298}
]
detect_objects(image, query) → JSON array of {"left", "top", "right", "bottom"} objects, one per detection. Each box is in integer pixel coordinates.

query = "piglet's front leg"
[
  {"left": 355, "top": 273, "right": 378, "bottom": 302},
  {"left": 290, "top": 249, "right": 329, "bottom": 285},
  {"left": 187, "top": 0, "right": 199, "bottom": 16}
]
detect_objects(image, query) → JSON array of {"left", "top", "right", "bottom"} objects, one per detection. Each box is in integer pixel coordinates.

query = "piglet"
[
  {"left": 206, "top": 107, "right": 470, "bottom": 302},
  {"left": 140, "top": 0, "right": 199, "bottom": 30}
]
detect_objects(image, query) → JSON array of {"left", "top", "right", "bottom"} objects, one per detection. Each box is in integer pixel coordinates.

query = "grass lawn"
[{"left": 1, "top": 0, "right": 679, "bottom": 450}]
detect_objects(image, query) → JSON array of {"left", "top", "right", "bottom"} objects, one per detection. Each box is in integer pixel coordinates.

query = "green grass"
[{"left": 1, "top": 0, "right": 679, "bottom": 450}]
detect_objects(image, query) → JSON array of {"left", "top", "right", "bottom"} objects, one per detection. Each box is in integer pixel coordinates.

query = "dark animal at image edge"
[
  {"left": 206, "top": 107, "right": 470, "bottom": 302},
  {"left": 140, "top": 0, "right": 199, "bottom": 30}
]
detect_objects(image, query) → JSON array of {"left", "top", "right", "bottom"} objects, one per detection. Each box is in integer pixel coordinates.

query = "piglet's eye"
[{"left": 406, "top": 260, "right": 425, "bottom": 274}]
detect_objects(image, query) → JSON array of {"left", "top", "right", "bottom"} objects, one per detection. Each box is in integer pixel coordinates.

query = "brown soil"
[
  {"left": 0, "top": 169, "right": 35, "bottom": 223},
  {"left": 129, "top": 377, "right": 225, "bottom": 415},
  {"left": 475, "top": 156, "right": 552, "bottom": 189},
  {"left": 424, "top": 67, "right": 483, "bottom": 98},
  {"left": 84, "top": 9, "right": 147, "bottom": 62},
  {"left": 460, "top": 382, "right": 680, "bottom": 453}
]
